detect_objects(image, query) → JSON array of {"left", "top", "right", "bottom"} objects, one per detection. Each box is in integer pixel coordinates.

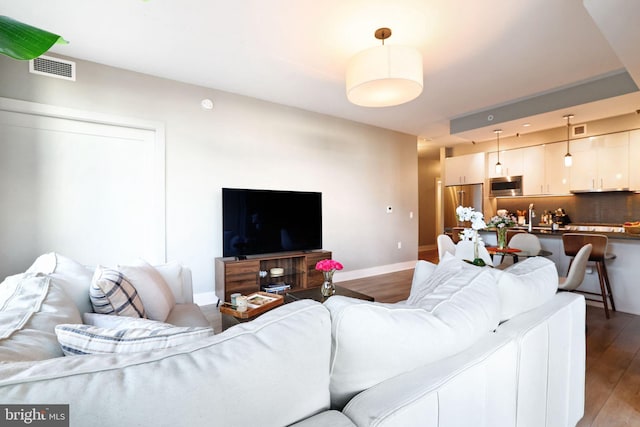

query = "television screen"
[{"left": 222, "top": 188, "right": 322, "bottom": 257}]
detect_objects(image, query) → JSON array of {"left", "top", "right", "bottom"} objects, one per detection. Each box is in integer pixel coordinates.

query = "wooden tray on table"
[{"left": 219, "top": 292, "right": 284, "bottom": 319}]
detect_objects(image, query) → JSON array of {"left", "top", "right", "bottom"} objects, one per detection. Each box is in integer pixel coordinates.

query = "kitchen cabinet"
[
  {"left": 543, "top": 142, "right": 571, "bottom": 194},
  {"left": 444, "top": 152, "right": 485, "bottom": 185},
  {"left": 569, "top": 133, "right": 629, "bottom": 192},
  {"left": 487, "top": 149, "right": 524, "bottom": 178},
  {"left": 522, "top": 145, "right": 545, "bottom": 195},
  {"left": 489, "top": 144, "right": 569, "bottom": 195},
  {"left": 630, "top": 130, "right": 640, "bottom": 190}
]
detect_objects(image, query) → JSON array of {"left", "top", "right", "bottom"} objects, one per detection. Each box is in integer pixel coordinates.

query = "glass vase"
[
  {"left": 472, "top": 230, "right": 486, "bottom": 266},
  {"left": 321, "top": 270, "right": 336, "bottom": 297},
  {"left": 497, "top": 227, "right": 508, "bottom": 250}
]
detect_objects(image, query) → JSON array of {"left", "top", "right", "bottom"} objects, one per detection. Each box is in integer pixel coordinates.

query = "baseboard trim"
[{"left": 333, "top": 260, "right": 417, "bottom": 283}]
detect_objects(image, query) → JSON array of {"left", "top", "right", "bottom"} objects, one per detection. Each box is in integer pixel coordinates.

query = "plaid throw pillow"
[
  {"left": 55, "top": 320, "right": 213, "bottom": 355},
  {"left": 90, "top": 266, "right": 145, "bottom": 318}
]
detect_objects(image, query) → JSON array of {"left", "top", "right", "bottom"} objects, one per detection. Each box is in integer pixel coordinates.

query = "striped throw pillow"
[
  {"left": 90, "top": 266, "right": 145, "bottom": 318},
  {"left": 55, "top": 321, "right": 213, "bottom": 355}
]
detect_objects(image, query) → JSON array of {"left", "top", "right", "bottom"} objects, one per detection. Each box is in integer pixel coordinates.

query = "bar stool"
[{"left": 562, "top": 233, "right": 616, "bottom": 318}]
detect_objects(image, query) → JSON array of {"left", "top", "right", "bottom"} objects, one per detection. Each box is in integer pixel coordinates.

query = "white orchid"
[{"left": 456, "top": 206, "right": 487, "bottom": 230}]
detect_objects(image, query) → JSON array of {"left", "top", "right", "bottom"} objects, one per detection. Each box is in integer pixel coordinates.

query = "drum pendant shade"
[{"left": 346, "top": 41, "right": 423, "bottom": 107}]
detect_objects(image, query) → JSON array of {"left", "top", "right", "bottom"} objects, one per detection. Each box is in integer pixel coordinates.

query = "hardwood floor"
[{"left": 336, "top": 248, "right": 640, "bottom": 426}]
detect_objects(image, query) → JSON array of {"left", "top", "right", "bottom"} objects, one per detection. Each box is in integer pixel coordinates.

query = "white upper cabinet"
[
  {"left": 522, "top": 145, "right": 545, "bottom": 195},
  {"left": 543, "top": 142, "right": 571, "bottom": 194},
  {"left": 569, "top": 133, "right": 629, "bottom": 192},
  {"left": 444, "top": 152, "right": 485, "bottom": 185},
  {"left": 487, "top": 149, "right": 524, "bottom": 178},
  {"left": 630, "top": 130, "right": 640, "bottom": 190}
]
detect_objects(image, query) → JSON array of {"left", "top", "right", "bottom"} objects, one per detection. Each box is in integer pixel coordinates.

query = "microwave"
[{"left": 490, "top": 176, "right": 523, "bottom": 197}]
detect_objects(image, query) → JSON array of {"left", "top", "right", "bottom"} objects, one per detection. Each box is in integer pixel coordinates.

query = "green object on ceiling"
[{"left": 0, "top": 15, "right": 68, "bottom": 60}]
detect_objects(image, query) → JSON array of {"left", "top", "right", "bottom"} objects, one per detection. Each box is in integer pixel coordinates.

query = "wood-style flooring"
[{"left": 335, "top": 249, "right": 640, "bottom": 427}]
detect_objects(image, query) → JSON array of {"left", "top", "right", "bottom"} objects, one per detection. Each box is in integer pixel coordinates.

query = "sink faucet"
[{"left": 528, "top": 203, "right": 535, "bottom": 232}]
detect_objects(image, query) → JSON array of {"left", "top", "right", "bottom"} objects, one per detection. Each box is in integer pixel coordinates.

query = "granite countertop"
[{"left": 477, "top": 226, "right": 640, "bottom": 240}]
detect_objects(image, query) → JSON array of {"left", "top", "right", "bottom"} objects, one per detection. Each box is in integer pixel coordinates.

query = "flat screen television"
[{"left": 222, "top": 188, "right": 322, "bottom": 257}]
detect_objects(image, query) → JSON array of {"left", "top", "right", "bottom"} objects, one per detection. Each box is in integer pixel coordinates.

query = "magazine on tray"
[{"left": 246, "top": 292, "right": 279, "bottom": 309}]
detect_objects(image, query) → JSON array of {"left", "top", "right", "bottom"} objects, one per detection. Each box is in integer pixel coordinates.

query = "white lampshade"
[{"left": 346, "top": 44, "right": 423, "bottom": 107}]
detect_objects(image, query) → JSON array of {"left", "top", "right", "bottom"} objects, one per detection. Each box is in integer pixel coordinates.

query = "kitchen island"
[{"left": 478, "top": 227, "right": 640, "bottom": 315}]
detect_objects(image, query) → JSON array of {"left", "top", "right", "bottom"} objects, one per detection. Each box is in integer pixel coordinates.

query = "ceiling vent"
[{"left": 29, "top": 55, "right": 76, "bottom": 81}]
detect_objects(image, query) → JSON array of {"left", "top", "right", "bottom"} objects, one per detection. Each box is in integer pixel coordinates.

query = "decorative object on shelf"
[
  {"left": 488, "top": 211, "right": 517, "bottom": 249},
  {"left": 346, "top": 27, "right": 423, "bottom": 107},
  {"left": 564, "top": 113, "right": 574, "bottom": 167},
  {"left": 456, "top": 206, "right": 487, "bottom": 266},
  {"left": 315, "top": 259, "right": 344, "bottom": 297},
  {"left": 0, "top": 16, "right": 68, "bottom": 60},
  {"left": 494, "top": 129, "right": 503, "bottom": 175}
]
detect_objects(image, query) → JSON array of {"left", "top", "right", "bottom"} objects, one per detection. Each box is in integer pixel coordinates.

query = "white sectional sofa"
[{"left": 0, "top": 253, "right": 585, "bottom": 427}]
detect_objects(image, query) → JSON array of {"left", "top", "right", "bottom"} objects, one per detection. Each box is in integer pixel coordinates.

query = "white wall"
[{"left": 0, "top": 54, "right": 418, "bottom": 299}]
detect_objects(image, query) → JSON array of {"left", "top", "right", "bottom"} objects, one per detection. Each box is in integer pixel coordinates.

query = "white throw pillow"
[
  {"left": 407, "top": 260, "right": 437, "bottom": 301},
  {"left": 118, "top": 259, "right": 176, "bottom": 321},
  {"left": 26, "top": 252, "right": 94, "bottom": 315},
  {"left": 0, "top": 273, "right": 82, "bottom": 362},
  {"left": 55, "top": 321, "right": 213, "bottom": 355},
  {"left": 154, "top": 262, "right": 186, "bottom": 303},
  {"left": 495, "top": 256, "right": 559, "bottom": 321},
  {"left": 90, "top": 266, "right": 146, "bottom": 318}
]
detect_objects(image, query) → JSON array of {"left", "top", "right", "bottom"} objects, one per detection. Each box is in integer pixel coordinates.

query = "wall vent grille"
[{"left": 29, "top": 55, "right": 76, "bottom": 81}]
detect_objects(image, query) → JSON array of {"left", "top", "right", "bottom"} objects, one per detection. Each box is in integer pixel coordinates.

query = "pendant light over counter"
[
  {"left": 494, "top": 129, "right": 503, "bottom": 174},
  {"left": 346, "top": 28, "right": 423, "bottom": 107},
  {"left": 564, "top": 114, "right": 574, "bottom": 167}
]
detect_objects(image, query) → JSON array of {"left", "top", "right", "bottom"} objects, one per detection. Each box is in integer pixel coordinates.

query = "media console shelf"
[{"left": 215, "top": 250, "right": 332, "bottom": 302}]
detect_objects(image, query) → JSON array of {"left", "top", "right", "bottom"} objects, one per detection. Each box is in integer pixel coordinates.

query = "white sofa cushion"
[
  {"left": 118, "top": 259, "right": 176, "bottom": 321},
  {"left": 325, "top": 253, "right": 501, "bottom": 408},
  {"left": 0, "top": 300, "right": 331, "bottom": 427},
  {"left": 55, "top": 320, "right": 213, "bottom": 355},
  {"left": 495, "top": 256, "right": 559, "bottom": 321},
  {"left": 26, "top": 252, "right": 94, "bottom": 315},
  {"left": 90, "top": 266, "right": 146, "bottom": 318},
  {"left": 0, "top": 273, "right": 82, "bottom": 362}
]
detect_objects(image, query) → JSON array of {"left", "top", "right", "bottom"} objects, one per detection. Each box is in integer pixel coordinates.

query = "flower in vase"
[
  {"left": 487, "top": 213, "right": 517, "bottom": 229},
  {"left": 315, "top": 259, "right": 344, "bottom": 272},
  {"left": 456, "top": 206, "right": 487, "bottom": 230}
]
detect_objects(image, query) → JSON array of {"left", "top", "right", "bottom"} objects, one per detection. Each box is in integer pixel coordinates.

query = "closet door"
[{"left": 0, "top": 107, "right": 164, "bottom": 278}]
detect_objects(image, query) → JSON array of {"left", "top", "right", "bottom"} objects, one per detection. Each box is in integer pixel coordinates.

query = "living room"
[{"left": 1, "top": 2, "right": 639, "bottom": 426}]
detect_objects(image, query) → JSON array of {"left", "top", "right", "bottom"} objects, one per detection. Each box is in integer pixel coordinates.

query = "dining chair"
[
  {"left": 494, "top": 229, "right": 527, "bottom": 263},
  {"left": 562, "top": 233, "right": 616, "bottom": 318},
  {"left": 498, "top": 232, "right": 541, "bottom": 267},
  {"left": 558, "top": 243, "right": 592, "bottom": 292},
  {"left": 437, "top": 234, "right": 456, "bottom": 261}
]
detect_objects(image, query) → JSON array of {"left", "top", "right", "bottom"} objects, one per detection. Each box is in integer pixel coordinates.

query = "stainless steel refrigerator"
[{"left": 444, "top": 184, "right": 483, "bottom": 229}]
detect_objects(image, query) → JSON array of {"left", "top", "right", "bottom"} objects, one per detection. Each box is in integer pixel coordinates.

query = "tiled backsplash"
[{"left": 496, "top": 192, "right": 640, "bottom": 225}]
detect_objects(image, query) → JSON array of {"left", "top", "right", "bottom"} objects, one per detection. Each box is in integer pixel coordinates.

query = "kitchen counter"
[
  {"left": 496, "top": 226, "right": 640, "bottom": 241},
  {"left": 471, "top": 226, "right": 640, "bottom": 316}
]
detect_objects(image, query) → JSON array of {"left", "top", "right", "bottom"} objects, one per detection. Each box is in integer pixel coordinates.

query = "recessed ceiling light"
[
  {"left": 201, "top": 99, "right": 214, "bottom": 110},
  {"left": 522, "top": 123, "right": 531, "bottom": 127}
]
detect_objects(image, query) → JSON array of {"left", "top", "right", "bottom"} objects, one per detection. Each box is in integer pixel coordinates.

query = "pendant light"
[
  {"left": 346, "top": 28, "right": 423, "bottom": 107},
  {"left": 564, "top": 114, "right": 574, "bottom": 167},
  {"left": 494, "top": 129, "right": 503, "bottom": 174}
]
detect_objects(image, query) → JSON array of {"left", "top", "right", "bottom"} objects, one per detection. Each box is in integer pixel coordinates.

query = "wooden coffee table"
[
  {"left": 221, "top": 286, "right": 374, "bottom": 331},
  {"left": 285, "top": 285, "right": 374, "bottom": 303}
]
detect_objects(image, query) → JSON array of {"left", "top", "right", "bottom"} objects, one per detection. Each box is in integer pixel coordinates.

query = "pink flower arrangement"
[{"left": 315, "top": 259, "right": 343, "bottom": 272}]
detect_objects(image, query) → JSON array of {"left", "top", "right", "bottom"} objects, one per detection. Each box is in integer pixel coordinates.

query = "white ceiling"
[{"left": 2, "top": 0, "right": 640, "bottom": 145}]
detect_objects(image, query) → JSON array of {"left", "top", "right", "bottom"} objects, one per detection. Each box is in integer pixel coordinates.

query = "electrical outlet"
[{"left": 397, "top": 241, "right": 402, "bottom": 249}]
